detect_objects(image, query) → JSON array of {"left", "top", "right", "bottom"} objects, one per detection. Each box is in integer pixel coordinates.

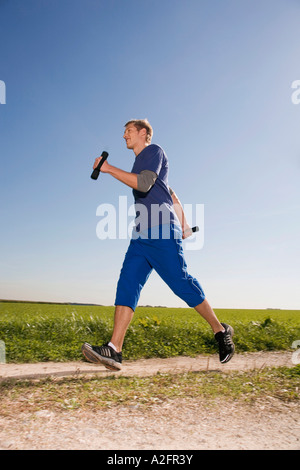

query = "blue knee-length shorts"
[{"left": 114, "top": 226, "right": 205, "bottom": 311}]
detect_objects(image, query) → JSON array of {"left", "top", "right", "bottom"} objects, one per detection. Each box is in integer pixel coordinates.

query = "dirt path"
[
  {"left": 0, "top": 352, "right": 299, "bottom": 450},
  {"left": 0, "top": 350, "right": 294, "bottom": 381}
]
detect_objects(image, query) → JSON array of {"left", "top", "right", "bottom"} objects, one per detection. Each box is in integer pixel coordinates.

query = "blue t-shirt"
[{"left": 131, "top": 144, "right": 179, "bottom": 236}]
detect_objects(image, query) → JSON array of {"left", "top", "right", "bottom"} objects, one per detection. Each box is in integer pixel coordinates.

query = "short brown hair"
[{"left": 124, "top": 119, "right": 153, "bottom": 144}]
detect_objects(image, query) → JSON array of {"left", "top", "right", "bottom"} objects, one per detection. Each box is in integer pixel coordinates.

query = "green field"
[{"left": 0, "top": 301, "right": 299, "bottom": 363}]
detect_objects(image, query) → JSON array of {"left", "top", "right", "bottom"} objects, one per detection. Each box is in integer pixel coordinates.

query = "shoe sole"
[
  {"left": 220, "top": 325, "right": 235, "bottom": 364},
  {"left": 220, "top": 348, "right": 235, "bottom": 363},
  {"left": 81, "top": 343, "right": 122, "bottom": 371}
]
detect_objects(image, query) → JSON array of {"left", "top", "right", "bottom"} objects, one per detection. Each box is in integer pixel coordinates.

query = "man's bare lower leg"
[
  {"left": 110, "top": 305, "right": 134, "bottom": 352},
  {"left": 194, "top": 299, "right": 224, "bottom": 334},
  {"left": 110, "top": 301, "right": 222, "bottom": 353}
]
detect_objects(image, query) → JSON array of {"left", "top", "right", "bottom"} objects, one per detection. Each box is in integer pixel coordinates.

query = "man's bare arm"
[
  {"left": 169, "top": 187, "right": 193, "bottom": 239},
  {"left": 93, "top": 158, "right": 138, "bottom": 190},
  {"left": 93, "top": 158, "right": 157, "bottom": 192}
]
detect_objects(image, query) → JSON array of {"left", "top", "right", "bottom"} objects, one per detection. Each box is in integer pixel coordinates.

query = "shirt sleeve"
[
  {"left": 139, "top": 145, "right": 163, "bottom": 175},
  {"left": 137, "top": 170, "right": 158, "bottom": 192}
]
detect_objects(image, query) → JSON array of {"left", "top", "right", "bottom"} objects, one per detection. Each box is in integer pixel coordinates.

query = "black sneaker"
[
  {"left": 215, "top": 323, "right": 235, "bottom": 363},
  {"left": 81, "top": 342, "right": 122, "bottom": 371}
]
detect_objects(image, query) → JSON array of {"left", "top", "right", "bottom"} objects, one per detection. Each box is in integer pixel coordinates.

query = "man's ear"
[{"left": 139, "top": 127, "right": 147, "bottom": 140}]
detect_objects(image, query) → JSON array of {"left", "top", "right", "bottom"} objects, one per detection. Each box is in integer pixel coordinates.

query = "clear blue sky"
[{"left": 0, "top": 0, "right": 299, "bottom": 309}]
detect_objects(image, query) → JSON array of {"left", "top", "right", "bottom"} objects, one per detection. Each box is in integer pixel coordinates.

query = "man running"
[{"left": 82, "top": 119, "right": 235, "bottom": 370}]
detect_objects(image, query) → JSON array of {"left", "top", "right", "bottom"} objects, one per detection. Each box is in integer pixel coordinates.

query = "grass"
[
  {"left": 1, "top": 302, "right": 299, "bottom": 413},
  {"left": 0, "top": 302, "right": 300, "bottom": 362},
  {"left": 0, "top": 365, "right": 299, "bottom": 414}
]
